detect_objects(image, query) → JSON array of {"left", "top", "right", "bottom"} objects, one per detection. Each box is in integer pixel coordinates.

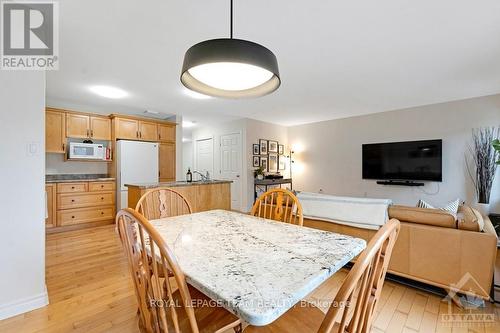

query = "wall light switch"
[{"left": 27, "top": 142, "right": 38, "bottom": 156}]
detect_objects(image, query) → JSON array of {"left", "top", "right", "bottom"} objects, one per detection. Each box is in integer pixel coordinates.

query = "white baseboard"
[{"left": 0, "top": 287, "right": 48, "bottom": 321}]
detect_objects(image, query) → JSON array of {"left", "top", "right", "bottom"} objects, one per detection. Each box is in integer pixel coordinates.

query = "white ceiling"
[{"left": 47, "top": 0, "right": 500, "bottom": 126}]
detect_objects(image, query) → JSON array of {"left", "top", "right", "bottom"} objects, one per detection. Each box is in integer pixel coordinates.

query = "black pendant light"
[{"left": 181, "top": 0, "right": 280, "bottom": 98}]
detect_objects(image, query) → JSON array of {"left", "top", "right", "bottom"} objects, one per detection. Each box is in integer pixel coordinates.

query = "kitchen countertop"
[
  {"left": 125, "top": 180, "right": 232, "bottom": 189},
  {"left": 46, "top": 174, "right": 115, "bottom": 183}
]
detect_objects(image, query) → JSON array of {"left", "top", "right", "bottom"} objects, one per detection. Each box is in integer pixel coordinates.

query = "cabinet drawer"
[
  {"left": 58, "top": 206, "right": 115, "bottom": 226},
  {"left": 57, "top": 192, "right": 115, "bottom": 209},
  {"left": 57, "top": 182, "right": 88, "bottom": 193},
  {"left": 89, "top": 181, "right": 115, "bottom": 192}
]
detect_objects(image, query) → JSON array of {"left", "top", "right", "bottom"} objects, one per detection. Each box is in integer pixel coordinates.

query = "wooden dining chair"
[
  {"left": 116, "top": 208, "right": 242, "bottom": 333},
  {"left": 250, "top": 188, "right": 303, "bottom": 226},
  {"left": 136, "top": 187, "right": 193, "bottom": 220},
  {"left": 244, "top": 218, "right": 401, "bottom": 333}
]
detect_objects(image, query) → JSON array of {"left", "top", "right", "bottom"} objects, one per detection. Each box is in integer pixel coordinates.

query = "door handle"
[
  {"left": 236, "top": 175, "right": 240, "bottom": 178},
  {"left": 91, "top": 129, "right": 94, "bottom": 137}
]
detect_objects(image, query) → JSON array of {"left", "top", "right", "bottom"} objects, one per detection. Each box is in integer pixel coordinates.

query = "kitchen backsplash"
[{"left": 46, "top": 153, "right": 108, "bottom": 175}]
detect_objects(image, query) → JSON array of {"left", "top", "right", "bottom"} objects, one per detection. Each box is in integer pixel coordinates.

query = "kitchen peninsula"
[{"left": 126, "top": 180, "right": 232, "bottom": 212}]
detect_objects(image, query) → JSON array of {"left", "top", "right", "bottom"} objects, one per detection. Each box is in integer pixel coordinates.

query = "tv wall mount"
[{"left": 376, "top": 180, "right": 424, "bottom": 186}]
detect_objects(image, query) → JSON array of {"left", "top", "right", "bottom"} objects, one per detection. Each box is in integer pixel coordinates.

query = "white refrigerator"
[{"left": 116, "top": 140, "right": 159, "bottom": 209}]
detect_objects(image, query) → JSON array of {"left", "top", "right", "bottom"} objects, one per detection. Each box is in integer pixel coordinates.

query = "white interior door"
[
  {"left": 195, "top": 138, "right": 214, "bottom": 180},
  {"left": 220, "top": 133, "right": 242, "bottom": 211}
]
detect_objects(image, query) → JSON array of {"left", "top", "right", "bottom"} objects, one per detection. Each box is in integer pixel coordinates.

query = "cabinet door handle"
[
  {"left": 71, "top": 186, "right": 75, "bottom": 189},
  {"left": 71, "top": 199, "right": 75, "bottom": 202},
  {"left": 91, "top": 129, "right": 94, "bottom": 137},
  {"left": 87, "top": 129, "right": 90, "bottom": 137},
  {"left": 158, "top": 134, "right": 161, "bottom": 140},
  {"left": 139, "top": 131, "right": 142, "bottom": 138},
  {"left": 62, "top": 143, "right": 65, "bottom": 151},
  {"left": 136, "top": 131, "right": 139, "bottom": 138}
]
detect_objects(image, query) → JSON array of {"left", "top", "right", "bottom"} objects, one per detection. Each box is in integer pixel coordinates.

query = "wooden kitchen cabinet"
[
  {"left": 158, "top": 124, "right": 176, "bottom": 142},
  {"left": 127, "top": 182, "right": 231, "bottom": 212},
  {"left": 159, "top": 143, "right": 176, "bottom": 182},
  {"left": 45, "top": 184, "right": 56, "bottom": 228},
  {"left": 114, "top": 117, "right": 139, "bottom": 140},
  {"left": 89, "top": 116, "right": 111, "bottom": 140},
  {"left": 67, "top": 113, "right": 111, "bottom": 140},
  {"left": 112, "top": 115, "right": 176, "bottom": 142},
  {"left": 196, "top": 183, "right": 231, "bottom": 211},
  {"left": 139, "top": 121, "right": 158, "bottom": 141},
  {"left": 66, "top": 113, "right": 90, "bottom": 138},
  {"left": 45, "top": 109, "right": 66, "bottom": 153},
  {"left": 48, "top": 180, "right": 116, "bottom": 231}
]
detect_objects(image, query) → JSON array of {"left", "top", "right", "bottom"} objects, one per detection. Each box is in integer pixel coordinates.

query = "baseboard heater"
[{"left": 376, "top": 180, "right": 424, "bottom": 186}]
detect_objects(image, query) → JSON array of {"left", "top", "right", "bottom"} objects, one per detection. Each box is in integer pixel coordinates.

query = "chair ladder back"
[
  {"left": 318, "top": 218, "right": 400, "bottom": 333},
  {"left": 251, "top": 188, "right": 303, "bottom": 226},
  {"left": 117, "top": 208, "right": 200, "bottom": 333}
]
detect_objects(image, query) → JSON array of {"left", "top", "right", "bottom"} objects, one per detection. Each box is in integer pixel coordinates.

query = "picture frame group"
[{"left": 253, "top": 140, "right": 286, "bottom": 172}]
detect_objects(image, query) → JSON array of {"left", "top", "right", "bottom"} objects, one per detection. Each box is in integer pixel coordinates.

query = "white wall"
[
  {"left": 182, "top": 141, "right": 194, "bottom": 177},
  {"left": 245, "top": 119, "right": 289, "bottom": 210},
  {"left": 288, "top": 94, "right": 500, "bottom": 213},
  {"left": 46, "top": 153, "right": 108, "bottom": 174},
  {"left": 0, "top": 72, "right": 48, "bottom": 319}
]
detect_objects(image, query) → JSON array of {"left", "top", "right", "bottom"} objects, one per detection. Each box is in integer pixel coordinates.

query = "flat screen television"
[{"left": 362, "top": 139, "right": 442, "bottom": 182}]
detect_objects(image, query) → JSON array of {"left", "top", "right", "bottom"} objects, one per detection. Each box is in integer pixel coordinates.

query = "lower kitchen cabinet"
[
  {"left": 47, "top": 180, "right": 116, "bottom": 233},
  {"left": 45, "top": 184, "right": 56, "bottom": 228}
]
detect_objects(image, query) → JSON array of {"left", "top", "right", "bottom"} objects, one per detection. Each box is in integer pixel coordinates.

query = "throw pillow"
[
  {"left": 416, "top": 199, "right": 434, "bottom": 209},
  {"left": 416, "top": 198, "right": 460, "bottom": 218}
]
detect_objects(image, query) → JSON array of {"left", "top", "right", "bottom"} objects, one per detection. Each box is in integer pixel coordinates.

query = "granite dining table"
[{"left": 150, "top": 209, "right": 366, "bottom": 326}]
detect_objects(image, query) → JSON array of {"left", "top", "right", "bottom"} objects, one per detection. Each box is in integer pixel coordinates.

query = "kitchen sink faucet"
[{"left": 193, "top": 170, "right": 210, "bottom": 181}]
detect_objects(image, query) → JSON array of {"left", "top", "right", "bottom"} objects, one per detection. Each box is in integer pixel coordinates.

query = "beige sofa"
[{"left": 304, "top": 205, "right": 498, "bottom": 299}]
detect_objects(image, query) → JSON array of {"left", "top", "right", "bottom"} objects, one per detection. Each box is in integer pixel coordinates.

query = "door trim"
[{"left": 219, "top": 131, "right": 243, "bottom": 212}]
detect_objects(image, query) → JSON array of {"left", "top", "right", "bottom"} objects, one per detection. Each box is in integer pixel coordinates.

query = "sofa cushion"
[
  {"left": 388, "top": 205, "right": 457, "bottom": 228},
  {"left": 457, "top": 205, "right": 484, "bottom": 232}
]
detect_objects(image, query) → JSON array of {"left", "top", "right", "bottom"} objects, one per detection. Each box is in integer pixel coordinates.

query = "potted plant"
[
  {"left": 494, "top": 139, "right": 500, "bottom": 164},
  {"left": 466, "top": 127, "right": 499, "bottom": 215},
  {"left": 254, "top": 166, "right": 265, "bottom": 180}
]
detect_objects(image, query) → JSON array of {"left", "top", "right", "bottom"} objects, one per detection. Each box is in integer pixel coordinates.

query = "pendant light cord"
[{"left": 230, "top": 0, "right": 233, "bottom": 39}]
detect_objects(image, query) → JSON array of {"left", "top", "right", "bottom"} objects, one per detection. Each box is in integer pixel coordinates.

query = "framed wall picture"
[
  {"left": 278, "top": 155, "right": 286, "bottom": 170},
  {"left": 259, "top": 139, "right": 268, "bottom": 155},
  {"left": 268, "top": 140, "right": 278, "bottom": 153},
  {"left": 268, "top": 153, "right": 278, "bottom": 173},
  {"left": 253, "top": 156, "right": 260, "bottom": 167},
  {"left": 253, "top": 144, "right": 260, "bottom": 155},
  {"left": 260, "top": 156, "right": 268, "bottom": 171},
  {"left": 278, "top": 144, "right": 284, "bottom": 155}
]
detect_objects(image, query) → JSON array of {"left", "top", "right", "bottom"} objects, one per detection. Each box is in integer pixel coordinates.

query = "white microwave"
[{"left": 69, "top": 142, "right": 105, "bottom": 159}]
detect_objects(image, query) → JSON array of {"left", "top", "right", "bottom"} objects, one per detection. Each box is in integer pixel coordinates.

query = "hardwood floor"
[{"left": 0, "top": 225, "right": 498, "bottom": 332}]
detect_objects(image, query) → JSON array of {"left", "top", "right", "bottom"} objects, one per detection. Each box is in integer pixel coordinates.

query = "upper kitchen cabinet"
[
  {"left": 113, "top": 117, "right": 139, "bottom": 140},
  {"left": 67, "top": 112, "right": 111, "bottom": 140},
  {"left": 111, "top": 115, "right": 175, "bottom": 142},
  {"left": 89, "top": 116, "right": 111, "bottom": 140},
  {"left": 66, "top": 113, "right": 89, "bottom": 138},
  {"left": 158, "top": 123, "right": 176, "bottom": 142},
  {"left": 138, "top": 121, "right": 158, "bottom": 141},
  {"left": 46, "top": 108, "right": 66, "bottom": 153}
]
